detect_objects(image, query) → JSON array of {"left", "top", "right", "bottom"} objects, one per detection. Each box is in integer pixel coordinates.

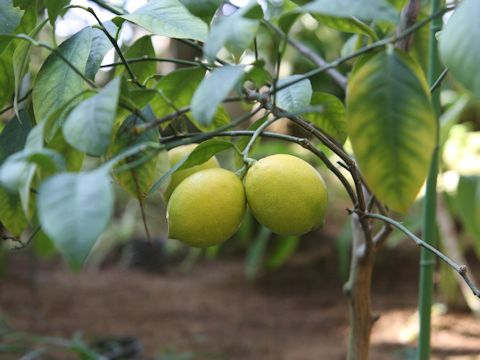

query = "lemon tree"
[{"left": 1, "top": 1, "right": 479, "bottom": 359}]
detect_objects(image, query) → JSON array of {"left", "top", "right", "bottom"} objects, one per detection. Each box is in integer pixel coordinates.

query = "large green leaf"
[
  {"left": 151, "top": 67, "right": 206, "bottom": 119},
  {"left": 456, "top": 176, "right": 480, "bottom": 257},
  {"left": 63, "top": 78, "right": 120, "bottom": 156},
  {"left": 275, "top": 75, "right": 312, "bottom": 114},
  {"left": 346, "top": 47, "right": 436, "bottom": 213},
  {"left": 37, "top": 168, "right": 114, "bottom": 270},
  {"left": 85, "top": 25, "right": 115, "bottom": 80},
  {"left": 303, "top": 92, "right": 347, "bottom": 144},
  {"left": 33, "top": 27, "right": 92, "bottom": 123},
  {"left": 48, "top": 131, "right": 84, "bottom": 172},
  {"left": 203, "top": 3, "right": 261, "bottom": 60},
  {"left": 191, "top": 65, "right": 244, "bottom": 126},
  {"left": 115, "top": 0, "right": 208, "bottom": 42},
  {"left": 439, "top": 0, "right": 480, "bottom": 97},
  {"left": 302, "top": 0, "right": 398, "bottom": 23},
  {"left": 112, "top": 109, "right": 161, "bottom": 198},
  {"left": 116, "top": 36, "right": 155, "bottom": 85}
]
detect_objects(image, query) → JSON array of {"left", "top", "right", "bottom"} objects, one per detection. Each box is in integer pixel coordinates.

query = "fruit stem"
[{"left": 241, "top": 117, "right": 277, "bottom": 165}]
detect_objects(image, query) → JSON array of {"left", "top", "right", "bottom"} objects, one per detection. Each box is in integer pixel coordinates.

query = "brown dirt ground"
[{"left": 1, "top": 242, "right": 480, "bottom": 360}]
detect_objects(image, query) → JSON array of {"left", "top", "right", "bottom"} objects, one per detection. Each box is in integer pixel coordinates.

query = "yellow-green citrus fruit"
[
  {"left": 244, "top": 154, "right": 328, "bottom": 236},
  {"left": 164, "top": 144, "right": 219, "bottom": 201},
  {"left": 167, "top": 168, "right": 246, "bottom": 247}
]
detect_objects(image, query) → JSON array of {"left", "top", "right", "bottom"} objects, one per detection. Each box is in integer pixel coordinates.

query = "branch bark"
[{"left": 396, "top": 0, "right": 422, "bottom": 52}]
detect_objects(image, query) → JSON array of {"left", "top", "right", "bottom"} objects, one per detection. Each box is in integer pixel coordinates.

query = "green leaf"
[
  {"left": 116, "top": 36, "right": 155, "bottom": 85},
  {"left": 245, "top": 60, "right": 272, "bottom": 88},
  {"left": 203, "top": 3, "right": 261, "bottom": 60},
  {"left": 346, "top": 47, "right": 436, "bottom": 213},
  {"left": 85, "top": 25, "right": 115, "bottom": 80},
  {"left": 266, "top": 235, "right": 299, "bottom": 270},
  {"left": 115, "top": 0, "right": 208, "bottom": 42},
  {"left": 456, "top": 176, "right": 480, "bottom": 257},
  {"left": 0, "top": 149, "right": 64, "bottom": 192},
  {"left": 194, "top": 105, "right": 230, "bottom": 132},
  {"left": 149, "top": 139, "right": 238, "bottom": 195},
  {"left": 63, "top": 78, "right": 120, "bottom": 156},
  {"left": 45, "top": 0, "right": 70, "bottom": 25},
  {"left": 13, "top": 19, "right": 48, "bottom": 117},
  {"left": 0, "top": 186, "right": 28, "bottom": 237},
  {"left": 0, "top": 1, "right": 35, "bottom": 56},
  {"left": 179, "top": 0, "right": 221, "bottom": 23},
  {"left": 314, "top": 15, "right": 378, "bottom": 39},
  {"left": 275, "top": 75, "right": 312, "bottom": 114},
  {"left": 33, "top": 26, "right": 92, "bottom": 123},
  {"left": 177, "top": 139, "right": 237, "bottom": 171},
  {"left": 0, "top": 110, "right": 32, "bottom": 164},
  {"left": 303, "top": 92, "right": 347, "bottom": 144},
  {"left": 0, "top": 0, "right": 22, "bottom": 37},
  {"left": 191, "top": 65, "right": 244, "bottom": 126},
  {"left": 439, "top": 95, "right": 469, "bottom": 148},
  {"left": 302, "top": 0, "right": 398, "bottom": 23},
  {"left": 151, "top": 67, "right": 206, "bottom": 119},
  {"left": 112, "top": 108, "right": 161, "bottom": 198},
  {"left": 48, "top": 131, "right": 85, "bottom": 172},
  {"left": 439, "top": 0, "right": 480, "bottom": 97},
  {"left": 37, "top": 169, "right": 114, "bottom": 270}
]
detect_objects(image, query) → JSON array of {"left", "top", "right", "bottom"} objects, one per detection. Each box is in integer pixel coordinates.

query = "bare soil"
[{"left": 1, "top": 243, "right": 480, "bottom": 360}]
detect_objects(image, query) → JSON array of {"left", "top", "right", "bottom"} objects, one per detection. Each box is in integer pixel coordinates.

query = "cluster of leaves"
[{"left": 0, "top": 0, "right": 479, "bottom": 270}]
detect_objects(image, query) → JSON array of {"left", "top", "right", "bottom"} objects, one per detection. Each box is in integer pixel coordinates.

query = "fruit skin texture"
[
  {"left": 244, "top": 154, "right": 328, "bottom": 236},
  {"left": 164, "top": 144, "right": 219, "bottom": 201},
  {"left": 167, "top": 168, "right": 246, "bottom": 247}
]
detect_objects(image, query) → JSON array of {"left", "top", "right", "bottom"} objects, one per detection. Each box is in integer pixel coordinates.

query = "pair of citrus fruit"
[{"left": 165, "top": 144, "right": 328, "bottom": 248}]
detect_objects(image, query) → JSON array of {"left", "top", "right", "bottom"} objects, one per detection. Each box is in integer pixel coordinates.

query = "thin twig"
[
  {"left": 90, "top": 0, "right": 123, "bottom": 15},
  {"left": 264, "top": 21, "right": 347, "bottom": 89},
  {"left": 100, "top": 56, "right": 205, "bottom": 68},
  {"left": 134, "top": 96, "right": 246, "bottom": 134},
  {"left": 365, "top": 212, "right": 480, "bottom": 298},
  {"left": 430, "top": 68, "right": 449, "bottom": 94},
  {"left": 242, "top": 117, "right": 277, "bottom": 163},
  {"left": 271, "top": 6, "right": 455, "bottom": 94}
]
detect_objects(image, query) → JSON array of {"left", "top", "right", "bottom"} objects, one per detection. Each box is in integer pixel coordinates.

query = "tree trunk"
[{"left": 345, "top": 215, "right": 375, "bottom": 360}]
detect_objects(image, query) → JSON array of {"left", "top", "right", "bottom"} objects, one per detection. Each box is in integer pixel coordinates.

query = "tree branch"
[
  {"left": 396, "top": 0, "right": 422, "bottom": 52},
  {"left": 263, "top": 21, "right": 347, "bottom": 89},
  {"left": 271, "top": 6, "right": 455, "bottom": 94},
  {"left": 364, "top": 212, "right": 480, "bottom": 298}
]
